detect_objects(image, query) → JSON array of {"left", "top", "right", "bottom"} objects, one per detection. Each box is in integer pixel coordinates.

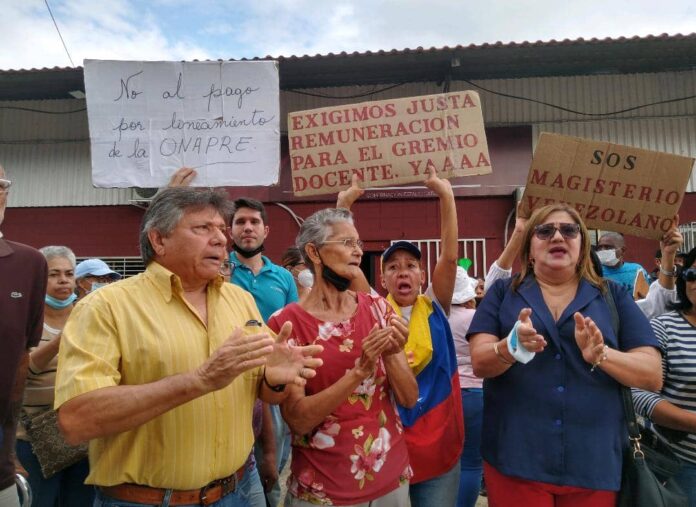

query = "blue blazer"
[{"left": 467, "top": 276, "right": 659, "bottom": 491}]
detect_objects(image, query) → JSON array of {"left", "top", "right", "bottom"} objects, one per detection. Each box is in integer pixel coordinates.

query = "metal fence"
[
  {"left": 680, "top": 222, "right": 696, "bottom": 253},
  {"left": 390, "top": 238, "right": 487, "bottom": 287}
]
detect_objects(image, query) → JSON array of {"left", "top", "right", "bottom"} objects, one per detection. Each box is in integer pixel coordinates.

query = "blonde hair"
[{"left": 512, "top": 203, "right": 603, "bottom": 291}]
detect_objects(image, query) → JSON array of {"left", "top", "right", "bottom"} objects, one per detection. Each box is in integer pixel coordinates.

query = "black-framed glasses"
[
  {"left": 0, "top": 178, "right": 11, "bottom": 193},
  {"left": 533, "top": 222, "right": 581, "bottom": 241},
  {"left": 682, "top": 268, "right": 696, "bottom": 282},
  {"left": 322, "top": 238, "right": 364, "bottom": 250}
]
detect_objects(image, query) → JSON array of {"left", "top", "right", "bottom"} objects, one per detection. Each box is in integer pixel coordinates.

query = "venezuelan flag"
[{"left": 389, "top": 294, "right": 464, "bottom": 484}]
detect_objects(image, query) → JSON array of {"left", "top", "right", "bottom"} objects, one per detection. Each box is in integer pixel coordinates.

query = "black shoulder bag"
[{"left": 603, "top": 283, "right": 688, "bottom": 507}]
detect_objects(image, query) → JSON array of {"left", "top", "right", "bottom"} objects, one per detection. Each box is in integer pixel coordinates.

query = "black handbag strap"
[
  {"left": 602, "top": 283, "right": 642, "bottom": 441},
  {"left": 622, "top": 387, "right": 642, "bottom": 440}
]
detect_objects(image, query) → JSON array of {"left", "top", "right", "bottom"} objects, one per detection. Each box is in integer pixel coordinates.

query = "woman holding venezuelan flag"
[{"left": 339, "top": 169, "right": 464, "bottom": 507}]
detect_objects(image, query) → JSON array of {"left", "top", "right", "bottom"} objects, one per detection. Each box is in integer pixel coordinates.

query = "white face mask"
[
  {"left": 597, "top": 249, "right": 620, "bottom": 267},
  {"left": 297, "top": 269, "right": 314, "bottom": 289}
]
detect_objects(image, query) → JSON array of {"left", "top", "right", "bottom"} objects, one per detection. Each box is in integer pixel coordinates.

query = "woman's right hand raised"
[
  {"left": 516, "top": 308, "right": 547, "bottom": 353},
  {"left": 354, "top": 325, "right": 392, "bottom": 379}
]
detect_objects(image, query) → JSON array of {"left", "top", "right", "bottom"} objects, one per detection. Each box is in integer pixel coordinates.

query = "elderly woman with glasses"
[
  {"left": 633, "top": 247, "right": 696, "bottom": 506},
  {"left": 468, "top": 203, "right": 662, "bottom": 507},
  {"left": 266, "top": 208, "right": 417, "bottom": 507}
]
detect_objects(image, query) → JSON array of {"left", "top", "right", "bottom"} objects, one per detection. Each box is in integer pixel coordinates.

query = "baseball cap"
[
  {"left": 381, "top": 241, "right": 421, "bottom": 263},
  {"left": 75, "top": 259, "right": 122, "bottom": 280}
]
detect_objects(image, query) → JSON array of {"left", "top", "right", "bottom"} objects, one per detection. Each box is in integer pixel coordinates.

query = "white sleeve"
[
  {"left": 484, "top": 261, "right": 512, "bottom": 293},
  {"left": 635, "top": 280, "right": 677, "bottom": 319}
]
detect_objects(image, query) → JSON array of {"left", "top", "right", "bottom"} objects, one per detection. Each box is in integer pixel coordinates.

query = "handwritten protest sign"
[
  {"left": 288, "top": 91, "right": 491, "bottom": 196},
  {"left": 519, "top": 133, "right": 695, "bottom": 240},
  {"left": 84, "top": 60, "right": 279, "bottom": 188}
]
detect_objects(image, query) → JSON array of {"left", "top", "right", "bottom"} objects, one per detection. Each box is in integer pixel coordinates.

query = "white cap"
[{"left": 451, "top": 266, "right": 477, "bottom": 305}]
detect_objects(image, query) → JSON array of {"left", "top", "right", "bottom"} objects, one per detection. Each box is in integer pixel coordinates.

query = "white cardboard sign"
[{"left": 84, "top": 60, "right": 280, "bottom": 188}]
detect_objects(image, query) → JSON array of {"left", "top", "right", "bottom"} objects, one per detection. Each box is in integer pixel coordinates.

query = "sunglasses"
[
  {"left": 533, "top": 222, "right": 581, "bottom": 241},
  {"left": 682, "top": 268, "right": 696, "bottom": 282}
]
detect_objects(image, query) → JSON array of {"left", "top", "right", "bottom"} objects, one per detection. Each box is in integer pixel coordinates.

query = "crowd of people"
[{"left": 1, "top": 160, "right": 695, "bottom": 507}]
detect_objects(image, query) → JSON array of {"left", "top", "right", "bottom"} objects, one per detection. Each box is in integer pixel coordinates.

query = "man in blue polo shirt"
[
  {"left": 229, "top": 197, "right": 297, "bottom": 507},
  {"left": 228, "top": 197, "right": 298, "bottom": 320}
]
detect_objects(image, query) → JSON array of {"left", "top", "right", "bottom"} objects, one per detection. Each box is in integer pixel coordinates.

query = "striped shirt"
[
  {"left": 16, "top": 323, "right": 60, "bottom": 440},
  {"left": 633, "top": 310, "right": 696, "bottom": 464}
]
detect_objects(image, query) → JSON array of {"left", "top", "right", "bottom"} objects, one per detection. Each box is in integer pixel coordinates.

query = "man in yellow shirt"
[{"left": 54, "top": 187, "right": 322, "bottom": 507}]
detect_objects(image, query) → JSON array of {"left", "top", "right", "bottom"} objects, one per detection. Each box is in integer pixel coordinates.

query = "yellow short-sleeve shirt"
[{"left": 55, "top": 262, "right": 266, "bottom": 489}]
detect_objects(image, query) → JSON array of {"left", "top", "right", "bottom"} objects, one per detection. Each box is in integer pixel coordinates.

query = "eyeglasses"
[
  {"left": 322, "top": 238, "right": 364, "bottom": 250},
  {"left": 0, "top": 179, "right": 11, "bottom": 193},
  {"left": 682, "top": 268, "right": 696, "bottom": 282},
  {"left": 533, "top": 222, "right": 581, "bottom": 241}
]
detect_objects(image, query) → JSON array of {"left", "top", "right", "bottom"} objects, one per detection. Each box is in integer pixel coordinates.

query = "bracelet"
[
  {"left": 262, "top": 367, "right": 286, "bottom": 392},
  {"left": 660, "top": 265, "right": 677, "bottom": 277},
  {"left": 590, "top": 345, "right": 610, "bottom": 372},
  {"left": 493, "top": 341, "right": 514, "bottom": 365}
]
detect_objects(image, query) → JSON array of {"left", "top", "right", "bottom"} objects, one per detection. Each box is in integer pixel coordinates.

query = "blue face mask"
[
  {"left": 45, "top": 293, "right": 77, "bottom": 309},
  {"left": 90, "top": 282, "right": 108, "bottom": 292}
]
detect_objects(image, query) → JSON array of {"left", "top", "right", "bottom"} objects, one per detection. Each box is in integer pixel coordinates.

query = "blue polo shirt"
[
  {"left": 229, "top": 252, "right": 298, "bottom": 322},
  {"left": 602, "top": 261, "right": 649, "bottom": 294},
  {"left": 467, "top": 276, "right": 658, "bottom": 491}
]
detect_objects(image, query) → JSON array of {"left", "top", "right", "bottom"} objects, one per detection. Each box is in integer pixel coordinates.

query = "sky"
[{"left": 2, "top": 0, "right": 696, "bottom": 70}]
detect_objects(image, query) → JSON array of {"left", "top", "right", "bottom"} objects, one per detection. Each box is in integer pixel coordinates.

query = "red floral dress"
[{"left": 267, "top": 292, "right": 411, "bottom": 505}]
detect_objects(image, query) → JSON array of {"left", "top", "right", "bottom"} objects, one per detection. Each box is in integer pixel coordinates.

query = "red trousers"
[{"left": 484, "top": 462, "right": 617, "bottom": 507}]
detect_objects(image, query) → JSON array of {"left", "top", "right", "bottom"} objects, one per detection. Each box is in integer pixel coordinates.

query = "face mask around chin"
[
  {"left": 45, "top": 293, "right": 77, "bottom": 309},
  {"left": 296, "top": 269, "right": 314, "bottom": 289},
  {"left": 596, "top": 249, "right": 620, "bottom": 267}
]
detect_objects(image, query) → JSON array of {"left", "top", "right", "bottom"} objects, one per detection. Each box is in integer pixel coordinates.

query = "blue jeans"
[
  {"left": 255, "top": 405, "right": 291, "bottom": 507},
  {"left": 457, "top": 388, "right": 483, "bottom": 507},
  {"left": 94, "top": 484, "right": 250, "bottom": 507},
  {"left": 410, "top": 461, "right": 460, "bottom": 507},
  {"left": 674, "top": 460, "right": 696, "bottom": 507},
  {"left": 16, "top": 439, "right": 94, "bottom": 507},
  {"left": 238, "top": 460, "right": 265, "bottom": 507}
]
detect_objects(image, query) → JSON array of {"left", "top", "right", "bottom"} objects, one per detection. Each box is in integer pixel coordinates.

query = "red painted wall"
[{"left": 4, "top": 193, "right": 695, "bottom": 280}]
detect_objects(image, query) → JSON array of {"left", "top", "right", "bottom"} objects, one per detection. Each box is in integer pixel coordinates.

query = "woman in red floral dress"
[{"left": 267, "top": 208, "right": 417, "bottom": 506}]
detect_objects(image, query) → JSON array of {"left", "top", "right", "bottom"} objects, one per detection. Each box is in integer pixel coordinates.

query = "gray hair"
[
  {"left": 140, "top": 187, "right": 233, "bottom": 265},
  {"left": 296, "top": 208, "right": 354, "bottom": 272},
  {"left": 39, "top": 245, "right": 76, "bottom": 268}
]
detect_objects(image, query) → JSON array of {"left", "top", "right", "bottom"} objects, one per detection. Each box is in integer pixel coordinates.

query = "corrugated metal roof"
[
  {"left": 4, "top": 32, "right": 695, "bottom": 71},
  {"left": 280, "top": 70, "right": 696, "bottom": 130},
  {"left": 2, "top": 70, "right": 694, "bottom": 207},
  {"left": 0, "top": 100, "right": 133, "bottom": 206},
  {"left": 1, "top": 33, "right": 695, "bottom": 99}
]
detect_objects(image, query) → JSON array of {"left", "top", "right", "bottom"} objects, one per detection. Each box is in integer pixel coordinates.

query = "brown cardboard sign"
[
  {"left": 519, "top": 133, "right": 695, "bottom": 240},
  {"left": 288, "top": 91, "right": 491, "bottom": 196}
]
